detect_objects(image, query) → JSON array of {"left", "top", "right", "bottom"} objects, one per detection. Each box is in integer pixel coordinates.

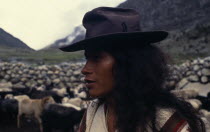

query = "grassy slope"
[
  {"left": 0, "top": 45, "right": 84, "bottom": 64},
  {"left": 1, "top": 45, "right": 208, "bottom": 65},
  {"left": 1, "top": 22, "right": 210, "bottom": 65}
]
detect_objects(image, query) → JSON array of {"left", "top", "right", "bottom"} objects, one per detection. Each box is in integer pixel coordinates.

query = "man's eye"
[{"left": 93, "top": 55, "right": 100, "bottom": 59}]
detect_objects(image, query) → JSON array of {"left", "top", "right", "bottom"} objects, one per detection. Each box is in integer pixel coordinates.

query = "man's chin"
[{"left": 89, "top": 92, "right": 104, "bottom": 99}]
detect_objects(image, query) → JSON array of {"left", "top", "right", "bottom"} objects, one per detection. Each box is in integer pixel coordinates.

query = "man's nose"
[{"left": 81, "top": 62, "right": 92, "bottom": 75}]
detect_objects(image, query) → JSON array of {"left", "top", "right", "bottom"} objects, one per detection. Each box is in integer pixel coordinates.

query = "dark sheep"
[
  {"left": 0, "top": 99, "right": 18, "bottom": 125},
  {"left": 207, "top": 92, "right": 210, "bottom": 99},
  {"left": 195, "top": 95, "right": 210, "bottom": 111},
  {"left": 41, "top": 104, "right": 85, "bottom": 132},
  {"left": 12, "top": 87, "right": 31, "bottom": 95},
  {"left": 28, "top": 89, "right": 63, "bottom": 103},
  {"left": 0, "top": 91, "right": 18, "bottom": 99},
  {"left": 66, "top": 88, "right": 75, "bottom": 98}
]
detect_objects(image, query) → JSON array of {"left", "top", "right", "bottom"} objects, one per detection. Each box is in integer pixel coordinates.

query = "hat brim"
[{"left": 59, "top": 31, "right": 168, "bottom": 52}]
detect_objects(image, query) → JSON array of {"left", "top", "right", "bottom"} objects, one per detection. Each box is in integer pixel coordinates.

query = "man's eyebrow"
[
  {"left": 84, "top": 51, "right": 101, "bottom": 56},
  {"left": 84, "top": 52, "right": 92, "bottom": 59}
]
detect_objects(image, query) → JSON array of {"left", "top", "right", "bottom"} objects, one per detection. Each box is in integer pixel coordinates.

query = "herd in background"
[
  {"left": 0, "top": 62, "right": 88, "bottom": 132},
  {"left": 0, "top": 81, "right": 88, "bottom": 132},
  {"left": 0, "top": 57, "right": 210, "bottom": 132},
  {"left": 0, "top": 84, "right": 88, "bottom": 132}
]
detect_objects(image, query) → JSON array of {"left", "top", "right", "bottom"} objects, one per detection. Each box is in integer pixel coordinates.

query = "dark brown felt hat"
[{"left": 60, "top": 7, "right": 168, "bottom": 52}]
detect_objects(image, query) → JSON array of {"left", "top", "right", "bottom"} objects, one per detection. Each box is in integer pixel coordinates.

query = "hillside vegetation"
[{"left": 0, "top": 46, "right": 84, "bottom": 64}]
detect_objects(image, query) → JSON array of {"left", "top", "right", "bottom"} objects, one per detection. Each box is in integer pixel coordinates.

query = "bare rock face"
[
  {"left": 119, "top": 0, "right": 210, "bottom": 31},
  {"left": 118, "top": 0, "right": 210, "bottom": 57}
]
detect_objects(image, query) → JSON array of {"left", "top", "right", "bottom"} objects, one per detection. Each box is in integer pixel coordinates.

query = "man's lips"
[
  {"left": 84, "top": 79, "right": 96, "bottom": 88},
  {"left": 84, "top": 79, "right": 96, "bottom": 83}
]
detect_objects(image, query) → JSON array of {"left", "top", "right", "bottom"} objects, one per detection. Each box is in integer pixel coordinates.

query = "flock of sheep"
[
  {"left": 0, "top": 57, "right": 210, "bottom": 132},
  {"left": 0, "top": 85, "right": 88, "bottom": 132}
]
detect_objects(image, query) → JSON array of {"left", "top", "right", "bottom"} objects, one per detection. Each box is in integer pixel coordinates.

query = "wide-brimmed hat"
[{"left": 60, "top": 7, "right": 168, "bottom": 52}]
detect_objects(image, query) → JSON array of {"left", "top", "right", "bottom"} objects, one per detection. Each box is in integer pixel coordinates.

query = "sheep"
[
  {"left": 199, "top": 109, "right": 210, "bottom": 123},
  {"left": 0, "top": 99, "right": 18, "bottom": 125},
  {"left": 0, "top": 91, "right": 17, "bottom": 99},
  {"left": 12, "top": 86, "right": 32, "bottom": 95},
  {"left": 77, "top": 91, "right": 87, "bottom": 99},
  {"left": 66, "top": 88, "right": 75, "bottom": 98},
  {"left": 28, "top": 88, "right": 63, "bottom": 103},
  {"left": 36, "top": 86, "right": 45, "bottom": 91},
  {"left": 62, "top": 97, "right": 84, "bottom": 108},
  {"left": 41, "top": 103, "right": 85, "bottom": 132},
  {"left": 0, "top": 88, "right": 12, "bottom": 92},
  {"left": 186, "top": 99, "right": 202, "bottom": 110},
  {"left": 51, "top": 88, "right": 68, "bottom": 97},
  {"left": 62, "top": 97, "right": 69, "bottom": 104},
  {"left": 4, "top": 94, "right": 14, "bottom": 99},
  {"left": 195, "top": 95, "right": 210, "bottom": 111},
  {"left": 171, "top": 89, "right": 199, "bottom": 99},
  {"left": 17, "top": 96, "right": 55, "bottom": 132},
  {"left": 14, "top": 95, "right": 30, "bottom": 102},
  {"left": 73, "top": 84, "right": 87, "bottom": 98}
]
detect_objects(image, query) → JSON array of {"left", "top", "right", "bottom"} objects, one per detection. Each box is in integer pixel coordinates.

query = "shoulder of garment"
[{"left": 156, "top": 107, "right": 192, "bottom": 132}]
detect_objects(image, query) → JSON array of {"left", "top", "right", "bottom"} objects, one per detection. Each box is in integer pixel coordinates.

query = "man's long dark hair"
[{"left": 102, "top": 44, "right": 205, "bottom": 132}]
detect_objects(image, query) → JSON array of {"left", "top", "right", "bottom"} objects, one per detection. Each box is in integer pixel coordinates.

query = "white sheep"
[
  {"left": 36, "top": 86, "right": 45, "bottom": 91},
  {"left": 52, "top": 88, "right": 67, "bottom": 97},
  {"left": 171, "top": 89, "right": 199, "bottom": 99},
  {"left": 62, "top": 97, "right": 83, "bottom": 108},
  {"left": 186, "top": 99, "right": 202, "bottom": 110},
  {"left": 14, "top": 95, "right": 30, "bottom": 102},
  {"left": 4, "top": 94, "right": 14, "bottom": 99},
  {"left": 77, "top": 91, "right": 87, "bottom": 98},
  {"left": 199, "top": 109, "right": 210, "bottom": 122},
  {"left": 0, "top": 88, "right": 12, "bottom": 92},
  {"left": 17, "top": 96, "right": 55, "bottom": 132},
  {"left": 61, "top": 103, "right": 81, "bottom": 111},
  {"left": 62, "top": 97, "right": 69, "bottom": 103}
]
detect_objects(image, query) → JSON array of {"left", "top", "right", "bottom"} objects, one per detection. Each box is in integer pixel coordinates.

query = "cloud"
[{"left": 0, "top": 0, "right": 126, "bottom": 50}]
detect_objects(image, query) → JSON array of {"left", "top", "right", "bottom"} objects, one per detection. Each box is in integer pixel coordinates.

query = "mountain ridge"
[
  {"left": 47, "top": 0, "right": 210, "bottom": 51},
  {"left": 0, "top": 28, "right": 34, "bottom": 50},
  {"left": 44, "top": 0, "right": 210, "bottom": 63},
  {"left": 118, "top": 0, "right": 210, "bottom": 31}
]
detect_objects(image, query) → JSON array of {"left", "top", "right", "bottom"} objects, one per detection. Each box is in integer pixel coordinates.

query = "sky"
[{"left": 0, "top": 0, "right": 126, "bottom": 50}]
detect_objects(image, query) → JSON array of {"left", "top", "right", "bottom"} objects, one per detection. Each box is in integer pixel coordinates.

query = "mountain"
[
  {"left": 159, "top": 22, "right": 210, "bottom": 59},
  {"left": 0, "top": 28, "right": 33, "bottom": 50},
  {"left": 46, "top": 0, "right": 210, "bottom": 60},
  {"left": 117, "top": 0, "right": 210, "bottom": 59},
  {"left": 118, "top": 0, "right": 210, "bottom": 31},
  {"left": 44, "top": 26, "right": 85, "bottom": 49}
]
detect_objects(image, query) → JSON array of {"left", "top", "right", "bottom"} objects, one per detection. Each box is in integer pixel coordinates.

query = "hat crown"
[
  {"left": 83, "top": 7, "right": 141, "bottom": 39},
  {"left": 59, "top": 7, "right": 168, "bottom": 52}
]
